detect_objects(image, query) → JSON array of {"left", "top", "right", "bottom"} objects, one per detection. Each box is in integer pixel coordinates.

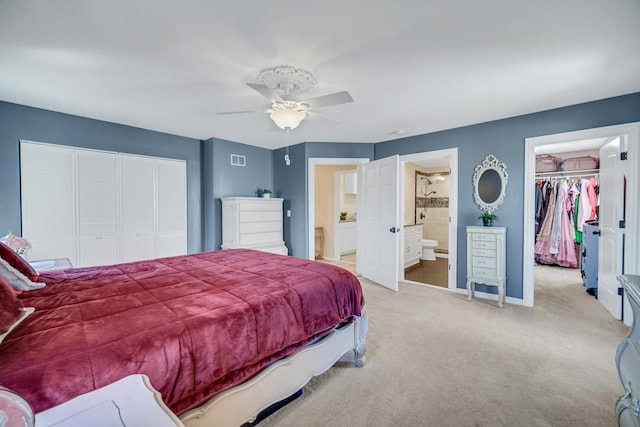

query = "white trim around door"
[
  {"left": 399, "top": 148, "right": 458, "bottom": 293},
  {"left": 307, "top": 158, "right": 370, "bottom": 261},
  {"left": 523, "top": 122, "right": 640, "bottom": 309}
]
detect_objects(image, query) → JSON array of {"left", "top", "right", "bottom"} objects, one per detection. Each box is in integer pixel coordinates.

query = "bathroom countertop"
[
  {"left": 339, "top": 219, "right": 357, "bottom": 223},
  {"left": 404, "top": 224, "right": 422, "bottom": 228}
]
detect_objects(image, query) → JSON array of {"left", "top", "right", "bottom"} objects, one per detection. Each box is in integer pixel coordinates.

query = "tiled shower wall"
[{"left": 416, "top": 198, "right": 449, "bottom": 252}]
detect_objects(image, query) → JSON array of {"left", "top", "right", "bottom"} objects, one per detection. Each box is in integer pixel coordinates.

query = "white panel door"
[
  {"left": 120, "top": 154, "right": 156, "bottom": 262},
  {"left": 20, "top": 142, "right": 77, "bottom": 264},
  {"left": 598, "top": 137, "right": 626, "bottom": 320},
  {"left": 358, "top": 155, "right": 400, "bottom": 291},
  {"left": 77, "top": 150, "right": 119, "bottom": 267},
  {"left": 156, "top": 159, "right": 187, "bottom": 257}
]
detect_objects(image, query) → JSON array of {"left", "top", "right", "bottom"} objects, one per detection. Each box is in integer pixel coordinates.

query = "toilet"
[{"left": 421, "top": 239, "right": 438, "bottom": 261}]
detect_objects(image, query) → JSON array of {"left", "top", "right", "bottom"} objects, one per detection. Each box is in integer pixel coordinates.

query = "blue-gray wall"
[
  {"left": 375, "top": 92, "right": 640, "bottom": 299},
  {"left": 273, "top": 142, "right": 375, "bottom": 257},
  {"left": 0, "top": 101, "right": 203, "bottom": 253},
  {"left": 2, "top": 92, "right": 639, "bottom": 303},
  {"left": 202, "top": 137, "right": 273, "bottom": 251}
]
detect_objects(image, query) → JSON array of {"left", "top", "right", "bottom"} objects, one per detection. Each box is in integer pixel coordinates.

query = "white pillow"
[{"left": 0, "top": 256, "right": 46, "bottom": 291}]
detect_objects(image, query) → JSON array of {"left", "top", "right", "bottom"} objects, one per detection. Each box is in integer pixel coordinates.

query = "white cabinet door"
[
  {"left": 156, "top": 159, "right": 187, "bottom": 258},
  {"left": 120, "top": 154, "right": 156, "bottom": 262},
  {"left": 77, "top": 150, "right": 119, "bottom": 267},
  {"left": 20, "top": 142, "right": 77, "bottom": 265},
  {"left": 339, "top": 222, "right": 356, "bottom": 254},
  {"left": 344, "top": 172, "right": 357, "bottom": 194}
]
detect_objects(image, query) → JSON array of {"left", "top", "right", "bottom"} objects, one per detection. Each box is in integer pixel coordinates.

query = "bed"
[{"left": 0, "top": 248, "right": 367, "bottom": 427}]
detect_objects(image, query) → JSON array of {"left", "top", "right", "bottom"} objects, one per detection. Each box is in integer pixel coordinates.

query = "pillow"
[
  {"left": 0, "top": 256, "right": 45, "bottom": 291},
  {"left": 0, "top": 241, "right": 39, "bottom": 282},
  {"left": 0, "top": 276, "right": 34, "bottom": 344}
]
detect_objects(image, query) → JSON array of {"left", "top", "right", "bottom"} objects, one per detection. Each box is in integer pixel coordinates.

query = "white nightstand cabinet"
[
  {"left": 221, "top": 197, "right": 288, "bottom": 255},
  {"left": 466, "top": 226, "right": 506, "bottom": 307}
]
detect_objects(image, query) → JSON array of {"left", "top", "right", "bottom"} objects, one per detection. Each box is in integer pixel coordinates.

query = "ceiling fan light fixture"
[{"left": 270, "top": 109, "right": 307, "bottom": 130}]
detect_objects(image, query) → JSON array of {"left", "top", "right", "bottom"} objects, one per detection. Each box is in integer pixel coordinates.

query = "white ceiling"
[{"left": 1, "top": 1, "right": 639, "bottom": 150}]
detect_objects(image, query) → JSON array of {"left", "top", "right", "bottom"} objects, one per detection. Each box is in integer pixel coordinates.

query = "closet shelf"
[{"left": 535, "top": 168, "right": 599, "bottom": 178}]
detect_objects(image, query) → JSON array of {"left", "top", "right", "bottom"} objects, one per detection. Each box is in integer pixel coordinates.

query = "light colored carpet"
[{"left": 259, "top": 265, "right": 628, "bottom": 427}]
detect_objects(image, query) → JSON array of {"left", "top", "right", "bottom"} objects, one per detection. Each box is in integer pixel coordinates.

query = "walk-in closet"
[
  {"left": 533, "top": 136, "right": 627, "bottom": 320},
  {"left": 535, "top": 154, "right": 599, "bottom": 296}
]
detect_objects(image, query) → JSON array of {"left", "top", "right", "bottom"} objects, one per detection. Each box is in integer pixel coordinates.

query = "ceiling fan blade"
[
  {"left": 304, "top": 91, "right": 353, "bottom": 109},
  {"left": 246, "top": 83, "right": 284, "bottom": 103},
  {"left": 306, "top": 111, "right": 338, "bottom": 127},
  {"left": 217, "top": 109, "right": 267, "bottom": 115}
]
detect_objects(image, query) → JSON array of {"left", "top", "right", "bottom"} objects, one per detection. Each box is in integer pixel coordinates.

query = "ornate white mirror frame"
[{"left": 473, "top": 154, "right": 508, "bottom": 213}]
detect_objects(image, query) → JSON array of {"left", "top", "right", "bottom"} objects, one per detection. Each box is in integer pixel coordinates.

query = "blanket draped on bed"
[{"left": 0, "top": 249, "right": 363, "bottom": 414}]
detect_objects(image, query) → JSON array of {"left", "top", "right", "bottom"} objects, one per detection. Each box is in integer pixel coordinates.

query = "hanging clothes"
[
  {"left": 577, "top": 178, "right": 598, "bottom": 232},
  {"left": 555, "top": 181, "right": 578, "bottom": 268},
  {"left": 535, "top": 182, "right": 558, "bottom": 264},
  {"left": 534, "top": 174, "right": 599, "bottom": 268}
]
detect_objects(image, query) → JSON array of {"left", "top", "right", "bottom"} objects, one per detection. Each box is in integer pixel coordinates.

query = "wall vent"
[{"left": 230, "top": 154, "right": 246, "bottom": 167}]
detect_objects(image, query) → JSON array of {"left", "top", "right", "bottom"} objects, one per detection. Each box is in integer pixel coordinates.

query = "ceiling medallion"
[{"left": 256, "top": 65, "right": 318, "bottom": 97}]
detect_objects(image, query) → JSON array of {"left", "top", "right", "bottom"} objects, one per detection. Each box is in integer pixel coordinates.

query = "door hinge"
[
  {"left": 621, "top": 152, "right": 628, "bottom": 161},
  {"left": 620, "top": 220, "right": 626, "bottom": 229},
  {"left": 618, "top": 287, "right": 624, "bottom": 296}
]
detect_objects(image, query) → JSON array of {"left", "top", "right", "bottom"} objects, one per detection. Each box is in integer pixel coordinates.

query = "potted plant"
[
  {"left": 478, "top": 211, "right": 497, "bottom": 227},
  {"left": 261, "top": 189, "right": 272, "bottom": 198},
  {"left": 340, "top": 211, "right": 347, "bottom": 221}
]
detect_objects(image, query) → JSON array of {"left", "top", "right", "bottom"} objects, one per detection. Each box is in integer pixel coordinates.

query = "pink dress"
[
  {"left": 535, "top": 181, "right": 577, "bottom": 268},
  {"left": 554, "top": 182, "right": 578, "bottom": 268}
]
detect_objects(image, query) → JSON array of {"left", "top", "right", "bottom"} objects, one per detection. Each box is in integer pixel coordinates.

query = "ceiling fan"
[{"left": 217, "top": 65, "right": 354, "bottom": 131}]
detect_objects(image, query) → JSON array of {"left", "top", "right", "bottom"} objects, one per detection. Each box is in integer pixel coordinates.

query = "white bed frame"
[{"left": 180, "top": 309, "right": 368, "bottom": 427}]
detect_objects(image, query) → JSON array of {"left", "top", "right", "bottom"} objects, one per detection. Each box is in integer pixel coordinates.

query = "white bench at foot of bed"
[{"left": 180, "top": 310, "right": 368, "bottom": 427}]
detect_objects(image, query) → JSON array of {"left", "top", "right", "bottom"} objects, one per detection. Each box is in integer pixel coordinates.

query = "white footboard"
[{"left": 180, "top": 310, "right": 367, "bottom": 427}]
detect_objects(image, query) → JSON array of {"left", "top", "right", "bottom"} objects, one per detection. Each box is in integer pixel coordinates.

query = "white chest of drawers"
[
  {"left": 404, "top": 224, "right": 423, "bottom": 268},
  {"left": 221, "top": 197, "right": 288, "bottom": 255},
  {"left": 466, "top": 226, "right": 506, "bottom": 307}
]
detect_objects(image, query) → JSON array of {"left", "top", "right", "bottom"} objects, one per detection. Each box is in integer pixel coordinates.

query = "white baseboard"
[{"left": 453, "top": 288, "right": 523, "bottom": 306}]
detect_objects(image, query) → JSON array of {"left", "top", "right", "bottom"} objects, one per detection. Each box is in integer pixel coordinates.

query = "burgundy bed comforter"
[{"left": 0, "top": 249, "right": 363, "bottom": 414}]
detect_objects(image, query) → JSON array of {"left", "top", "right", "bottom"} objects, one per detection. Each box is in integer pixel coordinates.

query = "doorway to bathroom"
[
  {"left": 407, "top": 169, "right": 450, "bottom": 287},
  {"left": 400, "top": 149, "right": 458, "bottom": 291}
]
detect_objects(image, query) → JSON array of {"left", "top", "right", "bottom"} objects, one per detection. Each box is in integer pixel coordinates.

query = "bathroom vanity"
[{"left": 404, "top": 224, "right": 423, "bottom": 268}]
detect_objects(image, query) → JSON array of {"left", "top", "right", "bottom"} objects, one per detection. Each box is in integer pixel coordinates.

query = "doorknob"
[{"left": 389, "top": 227, "right": 397, "bottom": 233}]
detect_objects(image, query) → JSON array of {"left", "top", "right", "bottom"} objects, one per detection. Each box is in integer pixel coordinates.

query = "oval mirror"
[{"left": 473, "top": 155, "right": 508, "bottom": 213}]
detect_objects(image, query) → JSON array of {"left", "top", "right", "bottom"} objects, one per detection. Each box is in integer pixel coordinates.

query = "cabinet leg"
[
  {"left": 498, "top": 285, "right": 504, "bottom": 308},
  {"left": 467, "top": 280, "right": 474, "bottom": 302}
]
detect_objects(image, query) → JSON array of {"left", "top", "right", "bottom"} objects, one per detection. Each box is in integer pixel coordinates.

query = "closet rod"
[
  {"left": 535, "top": 168, "right": 599, "bottom": 179},
  {"left": 535, "top": 174, "right": 600, "bottom": 181}
]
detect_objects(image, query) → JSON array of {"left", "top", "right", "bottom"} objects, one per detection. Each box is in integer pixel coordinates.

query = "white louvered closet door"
[
  {"left": 20, "top": 142, "right": 77, "bottom": 265},
  {"left": 120, "top": 154, "right": 156, "bottom": 262},
  {"left": 156, "top": 159, "right": 187, "bottom": 258},
  {"left": 77, "top": 150, "right": 119, "bottom": 267},
  {"left": 21, "top": 142, "right": 188, "bottom": 267}
]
